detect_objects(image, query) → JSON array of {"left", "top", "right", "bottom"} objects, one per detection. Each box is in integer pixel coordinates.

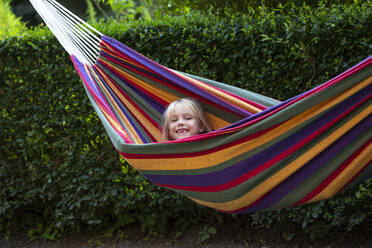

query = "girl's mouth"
[{"left": 176, "top": 129, "right": 189, "bottom": 134}]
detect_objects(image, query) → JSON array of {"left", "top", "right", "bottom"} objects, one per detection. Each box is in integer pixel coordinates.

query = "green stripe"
[
  {"left": 269, "top": 123, "right": 372, "bottom": 210},
  {"left": 181, "top": 71, "right": 282, "bottom": 108},
  {"left": 82, "top": 82, "right": 127, "bottom": 146},
  {"left": 88, "top": 66, "right": 147, "bottom": 142},
  {"left": 158, "top": 103, "right": 371, "bottom": 203},
  {"left": 115, "top": 63, "right": 371, "bottom": 153},
  {"left": 99, "top": 55, "right": 243, "bottom": 124},
  {"left": 343, "top": 161, "right": 372, "bottom": 190},
  {"left": 97, "top": 58, "right": 162, "bottom": 123},
  {"left": 139, "top": 104, "right": 336, "bottom": 175}
]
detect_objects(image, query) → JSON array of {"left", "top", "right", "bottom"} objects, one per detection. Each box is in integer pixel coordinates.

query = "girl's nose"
[{"left": 177, "top": 119, "right": 184, "bottom": 125}]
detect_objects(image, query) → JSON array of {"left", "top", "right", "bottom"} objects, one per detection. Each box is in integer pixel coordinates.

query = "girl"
[{"left": 162, "top": 98, "right": 212, "bottom": 141}]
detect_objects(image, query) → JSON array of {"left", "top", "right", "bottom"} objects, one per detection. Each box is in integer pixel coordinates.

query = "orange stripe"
[
  {"left": 94, "top": 65, "right": 163, "bottom": 142},
  {"left": 173, "top": 71, "right": 262, "bottom": 114},
  {"left": 88, "top": 65, "right": 144, "bottom": 144},
  {"left": 306, "top": 141, "right": 372, "bottom": 204},
  {"left": 125, "top": 77, "right": 372, "bottom": 170},
  {"left": 190, "top": 107, "right": 371, "bottom": 211}
]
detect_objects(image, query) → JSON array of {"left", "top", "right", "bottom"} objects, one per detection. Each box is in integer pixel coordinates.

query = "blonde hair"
[{"left": 162, "top": 98, "right": 212, "bottom": 141}]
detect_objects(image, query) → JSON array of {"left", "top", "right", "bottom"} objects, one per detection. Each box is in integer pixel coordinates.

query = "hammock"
[{"left": 30, "top": 0, "right": 372, "bottom": 213}]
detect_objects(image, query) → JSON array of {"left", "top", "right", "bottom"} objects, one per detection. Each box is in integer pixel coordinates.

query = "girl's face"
[{"left": 168, "top": 104, "right": 202, "bottom": 140}]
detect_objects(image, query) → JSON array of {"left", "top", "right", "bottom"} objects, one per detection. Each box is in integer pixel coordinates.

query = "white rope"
[{"left": 29, "top": 0, "right": 103, "bottom": 65}]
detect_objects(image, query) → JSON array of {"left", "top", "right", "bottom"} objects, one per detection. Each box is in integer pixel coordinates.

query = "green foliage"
[
  {"left": 96, "top": 0, "right": 151, "bottom": 21},
  {"left": 89, "top": 0, "right": 370, "bottom": 20},
  {"left": 0, "top": 2, "right": 371, "bottom": 241},
  {"left": 0, "top": 0, "right": 27, "bottom": 39},
  {"left": 199, "top": 225, "right": 217, "bottom": 243},
  {"left": 106, "top": 2, "right": 371, "bottom": 100},
  {"left": 106, "top": 0, "right": 368, "bottom": 17},
  {"left": 86, "top": 0, "right": 98, "bottom": 22}
]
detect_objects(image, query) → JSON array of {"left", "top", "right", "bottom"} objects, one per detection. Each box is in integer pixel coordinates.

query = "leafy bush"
[
  {"left": 158, "top": 0, "right": 365, "bottom": 16},
  {"left": 0, "top": 2, "right": 371, "bottom": 240}
]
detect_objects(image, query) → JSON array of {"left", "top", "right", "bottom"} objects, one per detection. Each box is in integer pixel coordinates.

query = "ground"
[{"left": 1, "top": 226, "right": 371, "bottom": 248}]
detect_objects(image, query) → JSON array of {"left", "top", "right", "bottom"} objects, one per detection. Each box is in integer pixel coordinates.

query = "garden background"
[{"left": 1, "top": 0, "right": 371, "bottom": 246}]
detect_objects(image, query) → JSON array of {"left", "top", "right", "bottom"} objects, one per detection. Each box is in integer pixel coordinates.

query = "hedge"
[{"left": 0, "top": 3, "right": 371, "bottom": 240}]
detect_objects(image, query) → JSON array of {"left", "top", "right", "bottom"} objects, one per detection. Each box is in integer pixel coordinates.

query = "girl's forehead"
[{"left": 171, "top": 103, "right": 195, "bottom": 115}]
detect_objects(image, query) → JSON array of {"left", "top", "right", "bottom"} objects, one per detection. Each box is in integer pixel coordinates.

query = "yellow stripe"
[
  {"left": 99, "top": 105, "right": 131, "bottom": 142},
  {"left": 89, "top": 65, "right": 144, "bottom": 144},
  {"left": 126, "top": 77, "right": 372, "bottom": 170},
  {"left": 84, "top": 64, "right": 131, "bottom": 142},
  {"left": 95, "top": 65, "right": 163, "bottom": 142},
  {"left": 104, "top": 59, "right": 179, "bottom": 103},
  {"left": 99, "top": 58, "right": 231, "bottom": 130},
  {"left": 99, "top": 46, "right": 176, "bottom": 104},
  {"left": 189, "top": 106, "right": 372, "bottom": 211},
  {"left": 205, "top": 113, "right": 232, "bottom": 131},
  {"left": 306, "top": 142, "right": 372, "bottom": 204},
  {"left": 173, "top": 70, "right": 262, "bottom": 114}
]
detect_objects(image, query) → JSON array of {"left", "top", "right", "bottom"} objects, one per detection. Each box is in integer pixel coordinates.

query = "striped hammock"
[{"left": 30, "top": 0, "right": 372, "bottom": 213}]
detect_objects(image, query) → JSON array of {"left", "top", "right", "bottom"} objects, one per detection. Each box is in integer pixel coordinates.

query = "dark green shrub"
[{"left": 0, "top": 2, "right": 371, "bottom": 240}]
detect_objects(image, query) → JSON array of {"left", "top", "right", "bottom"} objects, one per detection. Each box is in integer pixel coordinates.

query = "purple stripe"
[
  {"left": 219, "top": 97, "right": 297, "bottom": 130},
  {"left": 97, "top": 60, "right": 165, "bottom": 114},
  {"left": 92, "top": 66, "right": 149, "bottom": 143},
  {"left": 144, "top": 84, "right": 372, "bottom": 187},
  {"left": 72, "top": 56, "right": 112, "bottom": 114},
  {"left": 101, "top": 50, "right": 181, "bottom": 89},
  {"left": 221, "top": 56, "right": 372, "bottom": 131},
  {"left": 73, "top": 56, "right": 104, "bottom": 101},
  {"left": 240, "top": 114, "right": 372, "bottom": 213},
  {"left": 102, "top": 36, "right": 252, "bottom": 117}
]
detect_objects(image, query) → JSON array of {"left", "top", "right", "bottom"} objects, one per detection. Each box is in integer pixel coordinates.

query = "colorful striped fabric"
[{"left": 69, "top": 35, "right": 372, "bottom": 213}]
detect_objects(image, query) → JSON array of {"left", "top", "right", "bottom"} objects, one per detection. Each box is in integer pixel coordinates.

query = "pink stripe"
[
  {"left": 93, "top": 64, "right": 160, "bottom": 140},
  {"left": 197, "top": 81, "right": 268, "bottom": 110},
  {"left": 71, "top": 56, "right": 133, "bottom": 143},
  {"left": 139, "top": 95, "right": 370, "bottom": 193},
  {"left": 98, "top": 56, "right": 169, "bottom": 107},
  {"left": 120, "top": 123, "right": 280, "bottom": 159},
  {"left": 301, "top": 57, "right": 372, "bottom": 98},
  {"left": 102, "top": 39, "right": 252, "bottom": 115},
  {"left": 209, "top": 57, "right": 372, "bottom": 136},
  {"left": 100, "top": 42, "right": 143, "bottom": 68},
  {"left": 98, "top": 55, "right": 206, "bottom": 108},
  {"left": 94, "top": 62, "right": 162, "bottom": 130}
]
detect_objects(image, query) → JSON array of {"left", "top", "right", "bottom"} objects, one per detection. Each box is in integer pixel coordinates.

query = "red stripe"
[
  {"left": 71, "top": 56, "right": 133, "bottom": 143},
  {"left": 298, "top": 57, "right": 372, "bottom": 100},
  {"left": 101, "top": 42, "right": 218, "bottom": 108},
  {"left": 121, "top": 93, "right": 370, "bottom": 159},
  {"left": 99, "top": 54, "right": 218, "bottom": 110},
  {"left": 94, "top": 62, "right": 162, "bottom": 129},
  {"left": 120, "top": 123, "right": 280, "bottom": 159},
  {"left": 339, "top": 158, "right": 371, "bottom": 192},
  {"left": 101, "top": 41, "right": 251, "bottom": 117},
  {"left": 100, "top": 42, "right": 142, "bottom": 67},
  {"left": 93, "top": 64, "right": 160, "bottom": 141},
  {"left": 98, "top": 56, "right": 169, "bottom": 107},
  {"left": 292, "top": 138, "right": 372, "bottom": 207},
  {"left": 141, "top": 96, "right": 370, "bottom": 193}
]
